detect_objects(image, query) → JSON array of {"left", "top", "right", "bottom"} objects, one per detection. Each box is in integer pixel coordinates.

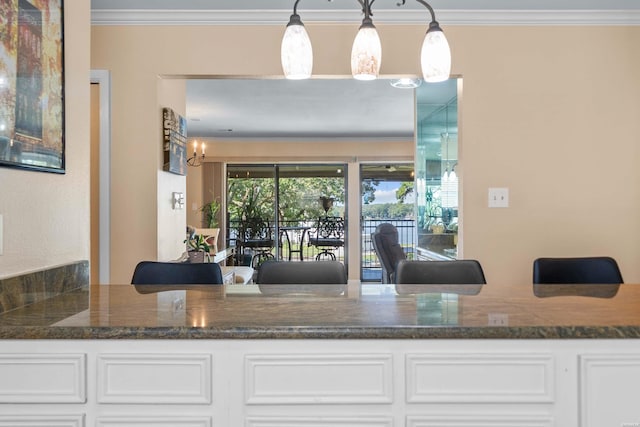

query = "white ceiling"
[{"left": 91, "top": 1, "right": 640, "bottom": 141}]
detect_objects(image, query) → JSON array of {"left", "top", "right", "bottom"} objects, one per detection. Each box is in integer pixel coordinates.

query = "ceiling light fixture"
[
  {"left": 281, "top": 0, "right": 451, "bottom": 82},
  {"left": 390, "top": 78, "right": 422, "bottom": 89}
]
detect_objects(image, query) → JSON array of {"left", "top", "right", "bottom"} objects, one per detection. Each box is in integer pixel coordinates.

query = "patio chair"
[
  {"left": 371, "top": 223, "right": 406, "bottom": 284},
  {"left": 237, "top": 217, "right": 275, "bottom": 268},
  {"left": 308, "top": 216, "right": 345, "bottom": 260}
]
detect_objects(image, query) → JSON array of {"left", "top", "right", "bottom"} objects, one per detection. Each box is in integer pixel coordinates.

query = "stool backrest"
[
  {"left": 131, "top": 261, "right": 224, "bottom": 285},
  {"left": 533, "top": 257, "right": 623, "bottom": 284}
]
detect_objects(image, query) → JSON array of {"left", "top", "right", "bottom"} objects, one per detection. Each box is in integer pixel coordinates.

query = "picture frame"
[
  {"left": 162, "top": 107, "right": 187, "bottom": 176},
  {"left": 0, "top": 0, "right": 65, "bottom": 174}
]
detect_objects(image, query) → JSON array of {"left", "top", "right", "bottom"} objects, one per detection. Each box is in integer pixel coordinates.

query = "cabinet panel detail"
[
  {"left": 0, "top": 414, "right": 85, "bottom": 427},
  {"left": 246, "top": 417, "right": 393, "bottom": 427},
  {"left": 0, "top": 354, "right": 86, "bottom": 403},
  {"left": 96, "top": 417, "right": 211, "bottom": 427},
  {"left": 406, "top": 353, "right": 554, "bottom": 403},
  {"left": 97, "top": 353, "right": 212, "bottom": 404},
  {"left": 579, "top": 354, "right": 640, "bottom": 427},
  {"left": 245, "top": 354, "right": 393, "bottom": 405},
  {"left": 407, "top": 415, "right": 553, "bottom": 427}
]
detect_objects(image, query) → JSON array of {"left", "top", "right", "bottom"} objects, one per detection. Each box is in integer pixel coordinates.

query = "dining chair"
[
  {"left": 131, "top": 261, "right": 224, "bottom": 285},
  {"left": 532, "top": 256, "right": 623, "bottom": 284},
  {"left": 371, "top": 223, "right": 406, "bottom": 284},
  {"left": 395, "top": 259, "right": 487, "bottom": 284}
]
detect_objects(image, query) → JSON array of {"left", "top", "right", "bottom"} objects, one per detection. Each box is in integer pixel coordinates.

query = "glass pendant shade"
[
  {"left": 446, "top": 169, "right": 458, "bottom": 208},
  {"left": 420, "top": 23, "right": 451, "bottom": 83},
  {"left": 351, "top": 23, "right": 381, "bottom": 81},
  {"left": 281, "top": 18, "right": 313, "bottom": 80}
]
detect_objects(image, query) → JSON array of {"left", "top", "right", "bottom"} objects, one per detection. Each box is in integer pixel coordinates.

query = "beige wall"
[
  {"left": 157, "top": 79, "right": 188, "bottom": 262},
  {"left": 0, "top": 1, "right": 90, "bottom": 279},
  {"left": 186, "top": 160, "right": 203, "bottom": 228},
  {"left": 91, "top": 23, "right": 640, "bottom": 285}
]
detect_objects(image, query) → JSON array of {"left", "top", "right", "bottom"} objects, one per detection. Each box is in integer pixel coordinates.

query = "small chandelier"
[
  {"left": 281, "top": 0, "right": 451, "bottom": 83},
  {"left": 187, "top": 140, "right": 205, "bottom": 167}
]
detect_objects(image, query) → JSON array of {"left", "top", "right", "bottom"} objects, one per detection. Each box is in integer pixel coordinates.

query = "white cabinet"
[
  {"left": 1, "top": 340, "right": 639, "bottom": 426},
  {"left": 96, "top": 353, "right": 211, "bottom": 404}
]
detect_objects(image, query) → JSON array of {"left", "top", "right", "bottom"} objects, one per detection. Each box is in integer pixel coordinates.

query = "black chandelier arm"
[
  {"left": 292, "top": 0, "right": 302, "bottom": 15},
  {"left": 355, "top": 0, "right": 375, "bottom": 20},
  {"left": 398, "top": 0, "right": 437, "bottom": 23}
]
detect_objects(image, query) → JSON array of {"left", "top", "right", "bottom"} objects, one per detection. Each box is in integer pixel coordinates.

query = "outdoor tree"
[
  {"left": 361, "top": 179, "right": 380, "bottom": 204},
  {"left": 227, "top": 176, "right": 346, "bottom": 223},
  {"left": 396, "top": 182, "right": 414, "bottom": 203}
]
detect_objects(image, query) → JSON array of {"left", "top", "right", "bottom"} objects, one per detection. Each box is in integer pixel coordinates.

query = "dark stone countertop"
[{"left": 1, "top": 282, "right": 640, "bottom": 339}]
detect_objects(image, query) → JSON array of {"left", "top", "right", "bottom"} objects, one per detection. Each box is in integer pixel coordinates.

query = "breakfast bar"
[{"left": 1, "top": 282, "right": 640, "bottom": 426}]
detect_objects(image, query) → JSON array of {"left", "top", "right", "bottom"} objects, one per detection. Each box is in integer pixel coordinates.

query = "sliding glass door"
[
  {"left": 360, "top": 163, "right": 415, "bottom": 282},
  {"left": 227, "top": 164, "right": 347, "bottom": 265}
]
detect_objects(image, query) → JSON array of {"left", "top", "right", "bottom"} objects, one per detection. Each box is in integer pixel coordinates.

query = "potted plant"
[
  {"left": 319, "top": 196, "right": 335, "bottom": 214},
  {"left": 184, "top": 228, "right": 211, "bottom": 263},
  {"left": 198, "top": 200, "right": 221, "bottom": 253}
]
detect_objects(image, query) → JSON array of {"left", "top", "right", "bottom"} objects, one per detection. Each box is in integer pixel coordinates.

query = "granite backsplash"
[{"left": 0, "top": 261, "right": 89, "bottom": 314}]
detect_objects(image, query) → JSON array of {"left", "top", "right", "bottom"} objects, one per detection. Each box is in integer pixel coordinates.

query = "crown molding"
[{"left": 91, "top": 9, "right": 640, "bottom": 26}]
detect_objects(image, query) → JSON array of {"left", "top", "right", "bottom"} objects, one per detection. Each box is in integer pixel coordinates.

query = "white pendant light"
[
  {"left": 421, "top": 21, "right": 451, "bottom": 83},
  {"left": 448, "top": 168, "right": 457, "bottom": 183},
  {"left": 281, "top": 11, "right": 313, "bottom": 80},
  {"left": 351, "top": 16, "right": 381, "bottom": 81}
]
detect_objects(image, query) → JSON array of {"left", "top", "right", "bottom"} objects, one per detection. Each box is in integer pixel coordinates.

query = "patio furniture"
[
  {"left": 280, "top": 225, "right": 311, "bottom": 261},
  {"left": 308, "top": 216, "right": 344, "bottom": 261},
  {"left": 236, "top": 217, "right": 275, "bottom": 268},
  {"left": 371, "top": 223, "right": 406, "bottom": 284}
]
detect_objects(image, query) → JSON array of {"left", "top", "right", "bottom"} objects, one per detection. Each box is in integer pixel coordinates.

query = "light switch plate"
[
  {"left": 172, "top": 192, "right": 185, "bottom": 210},
  {"left": 488, "top": 188, "right": 509, "bottom": 208}
]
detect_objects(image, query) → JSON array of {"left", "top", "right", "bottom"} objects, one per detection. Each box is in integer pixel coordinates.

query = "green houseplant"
[
  {"left": 200, "top": 199, "right": 220, "bottom": 228},
  {"left": 184, "top": 229, "right": 211, "bottom": 263}
]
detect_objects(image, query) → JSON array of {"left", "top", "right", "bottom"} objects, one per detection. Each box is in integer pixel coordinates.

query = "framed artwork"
[
  {"left": 162, "top": 107, "right": 187, "bottom": 176},
  {"left": 0, "top": 0, "right": 65, "bottom": 174}
]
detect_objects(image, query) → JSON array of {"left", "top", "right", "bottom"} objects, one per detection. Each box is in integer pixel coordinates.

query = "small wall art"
[{"left": 162, "top": 107, "right": 187, "bottom": 176}]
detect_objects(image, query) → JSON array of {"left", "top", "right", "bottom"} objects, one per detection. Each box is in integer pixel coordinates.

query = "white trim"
[
  {"left": 90, "top": 70, "right": 111, "bottom": 285},
  {"left": 91, "top": 9, "right": 640, "bottom": 26}
]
